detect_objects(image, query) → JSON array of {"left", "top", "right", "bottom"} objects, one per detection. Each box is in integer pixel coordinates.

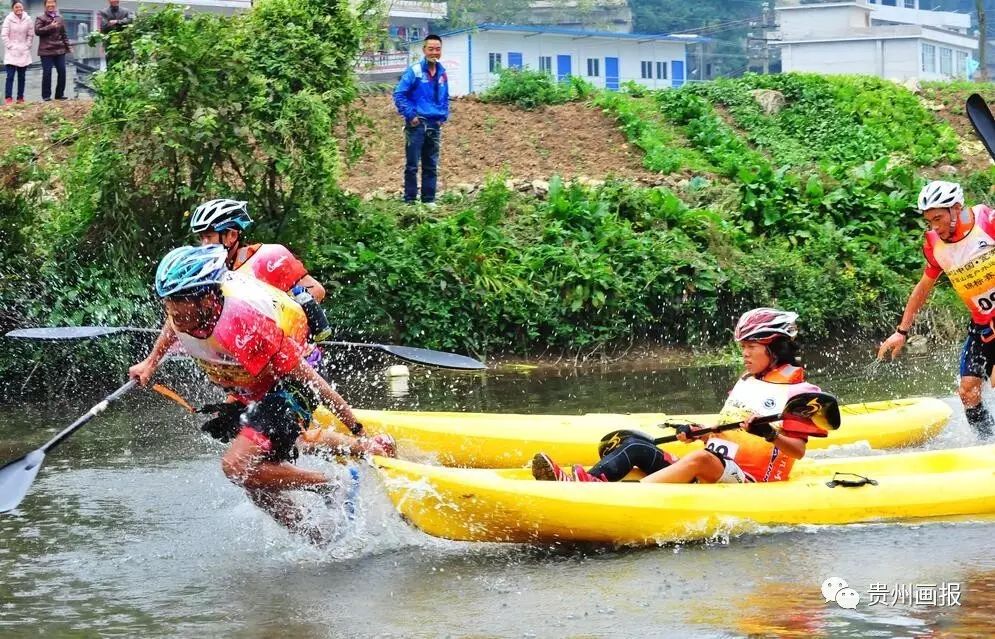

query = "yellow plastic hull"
[
  {"left": 311, "top": 397, "right": 952, "bottom": 467},
  {"left": 375, "top": 444, "right": 995, "bottom": 545}
]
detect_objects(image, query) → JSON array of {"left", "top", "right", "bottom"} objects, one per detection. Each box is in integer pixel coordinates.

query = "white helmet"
[
  {"left": 917, "top": 181, "right": 963, "bottom": 211},
  {"left": 734, "top": 308, "right": 799, "bottom": 344},
  {"left": 190, "top": 199, "right": 252, "bottom": 234}
]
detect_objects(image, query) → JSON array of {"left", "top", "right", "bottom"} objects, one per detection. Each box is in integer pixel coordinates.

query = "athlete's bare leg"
[{"left": 640, "top": 449, "right": 725, "bottom": 484}]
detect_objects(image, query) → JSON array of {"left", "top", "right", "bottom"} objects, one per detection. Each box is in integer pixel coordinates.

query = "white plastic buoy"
[
  {"left": 387, "top": 365, "right": 410, "bottom": 398},
  {"left": 387, "top": 365, "right": 410, "bottom": 378}
]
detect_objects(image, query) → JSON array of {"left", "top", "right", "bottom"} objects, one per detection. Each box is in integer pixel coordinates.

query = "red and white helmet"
[{"left": 734, "top": 308, "right": 799, "bottom": 343}]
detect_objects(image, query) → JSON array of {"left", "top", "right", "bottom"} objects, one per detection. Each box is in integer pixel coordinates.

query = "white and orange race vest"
[
  {"left": 923, "top": 205, "right": 995, "bottom": 324},
  {"left": 173, "top": 271, "right": 309, "bottom": 402},
  {"left": 703, "top": 365, "right": 820, "bottom": 483}
]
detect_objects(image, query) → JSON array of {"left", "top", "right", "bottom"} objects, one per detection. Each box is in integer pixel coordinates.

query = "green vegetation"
[
  {"left": 0, "top": 50, "right": 987, "bottom": 394},
  {"left": 0, "top": 0, "right": 376, "bottom": 392},
  {"left": 593, "top": 90, "right": 715, "bottom": 174},
  {"left": 480, "top": 68, "right": 594, "bottom": 109},
  {"left": 309, "top": 177, "right": 913, "bottom": 355}
]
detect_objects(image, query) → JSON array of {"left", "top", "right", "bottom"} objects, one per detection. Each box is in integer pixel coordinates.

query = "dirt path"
[
  {"left": 340, "top": 95, "right": 660, "bottom": 195},
  {"left": 920, "top": 85, "right": 995, "bottom": 175}
]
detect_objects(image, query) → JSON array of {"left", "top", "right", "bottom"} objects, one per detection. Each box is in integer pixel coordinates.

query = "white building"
[
  {"left": 425, "top": 24, "right": 703, "bottom": 97},
  {"left": 775, "top": 0, "right": 978, "bottom": 81}
]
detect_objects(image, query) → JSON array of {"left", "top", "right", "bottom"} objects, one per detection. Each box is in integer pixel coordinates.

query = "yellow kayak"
[
  {"left": 374, "top": 444, "right": 995, "bottom": 545},
  {"left": 310, "top": 397, "right": 952, "bottom": 467}
]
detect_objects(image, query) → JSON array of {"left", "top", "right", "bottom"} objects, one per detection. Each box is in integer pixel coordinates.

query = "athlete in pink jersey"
[{"left": 132, "top": 245, "right": 393, "bottom": 543}]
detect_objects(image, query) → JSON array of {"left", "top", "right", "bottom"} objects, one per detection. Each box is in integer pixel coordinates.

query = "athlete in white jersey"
[{"left": 878, "top": 180, "right": 995, "bottom": 437}]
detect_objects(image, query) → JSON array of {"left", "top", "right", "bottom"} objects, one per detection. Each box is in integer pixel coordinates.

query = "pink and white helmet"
[{"left": 734, "top": 308, "right": 799, "bottom": 344}]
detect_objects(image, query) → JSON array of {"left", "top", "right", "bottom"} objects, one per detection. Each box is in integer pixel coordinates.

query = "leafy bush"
[{"left": 480, "top": 68, "right": 594, "bottom": 109}]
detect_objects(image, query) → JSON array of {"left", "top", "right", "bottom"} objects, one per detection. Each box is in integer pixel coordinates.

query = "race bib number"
[
  {"left": 705, "top": 437, "right": 739, "bottom": 460},
  {"left": 972, "top": 288, "right": 995, "bottom": 313}
]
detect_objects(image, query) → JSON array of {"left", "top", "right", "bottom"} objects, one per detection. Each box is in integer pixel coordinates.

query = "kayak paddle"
[
  {"left": 0, "top": 379, "right": 137, "bottom": 513},
  {"left": 967, "top": 93, "right": 995, "bottom": 161},
  {"left": 598, "top": 392, "right": 841, "bottom": 457},
  {"left": 5, "top": 326, "right": 486, "bottom": 370}
]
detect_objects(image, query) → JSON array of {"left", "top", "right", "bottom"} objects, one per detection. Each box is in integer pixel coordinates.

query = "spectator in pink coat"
[{"left": 2, "top": 0, "right": 33, "bottom": 104}]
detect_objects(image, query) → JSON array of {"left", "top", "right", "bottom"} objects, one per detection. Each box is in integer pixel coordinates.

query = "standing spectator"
[
  {"left": 98, "top": 0, "right": 131, "bottom": 67},
  {"left": 2, "top": 0, "right": 32, "bottom": 105},
  {"left": 98, "top": 0, "right": 131, "bottom": 34},
  {"left": 34, "top": 0, "right": 69, "bottom": 101},
  {"left": 393, "top": 34, "right": 449, "bottom": 206}
]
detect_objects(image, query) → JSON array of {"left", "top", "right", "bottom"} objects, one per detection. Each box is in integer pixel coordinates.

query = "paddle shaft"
[
  {"left": 0, "top": 379, "right": 137, "bottom": 514},
  {"left": 652, "top": 413, "right": 779, "bottom": 445},
  {"left": 43, "top": 380, "right": 138, "bottom": 454}
]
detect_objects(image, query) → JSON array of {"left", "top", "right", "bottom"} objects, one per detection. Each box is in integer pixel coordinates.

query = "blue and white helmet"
[
  {"left": 190, "top": 199, "right": 253, "bottom": 234},
  {"left": 917, "top": 181, "right": 963, "bottom": 211},
  {"left": 155, "top": 245, "right": 228, "bottom": 298}
]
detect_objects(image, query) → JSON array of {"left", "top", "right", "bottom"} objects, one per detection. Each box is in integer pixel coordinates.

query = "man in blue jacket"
[{"left": 393, "top": 34, "right": 449, "bottom": 205}]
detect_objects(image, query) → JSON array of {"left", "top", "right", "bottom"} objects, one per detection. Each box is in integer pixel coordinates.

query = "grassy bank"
[{"left": 1, "top": 64, "right": 986, "bottom": 394}]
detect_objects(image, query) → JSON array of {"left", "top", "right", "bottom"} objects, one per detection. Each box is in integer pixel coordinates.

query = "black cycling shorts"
[
  {"left": 242, "top": 378, "right": 320, "bottom": 463},
  {"left": 960, "top": 322, "right": 995, "bottom": 380}
]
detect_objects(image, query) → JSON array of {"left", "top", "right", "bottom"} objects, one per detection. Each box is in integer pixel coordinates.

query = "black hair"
[
  {"left": 768, "top": 337, "right": 801, "bottom": 368},
  {"left": 12, "top": 0, "right": 24, "bottom": 7},
  {"left": 424, "top": 34, "right": 442, "bottom": 44}
]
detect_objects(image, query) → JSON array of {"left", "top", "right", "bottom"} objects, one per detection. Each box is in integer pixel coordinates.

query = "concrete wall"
[
  {"left": 778, "top": 5, "right": 872, "bottom": 38},
  {"left": 780, "top": 36, "right": 971, "bottom": 81},
  {"left": 781, "top": 40, "right": 878, "bottom": 75},
  {"left": 440, "top": 33, "right": 470, "bottom": 97}
]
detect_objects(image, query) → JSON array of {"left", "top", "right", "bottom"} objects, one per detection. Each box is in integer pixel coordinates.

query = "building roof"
[
  {"left": 775, "top": 2, "right": 871, "bottom": 11},
  {"left": 437, "top": 23, "right": 708, "bottom": 44}
]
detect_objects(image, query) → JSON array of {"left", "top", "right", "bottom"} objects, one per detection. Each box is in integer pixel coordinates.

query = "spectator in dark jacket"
[
  {"left": 34, "top": 0, "right": 69, "bottom": 101},
  {"left": 98, "top": 0, "right": 131, "bottom": 34},
  {"left": 393, "top": 34, "right": 449, "bottom": 206},
  {"left": 98, "top": 0, "right": 132, "bottom": 67}
]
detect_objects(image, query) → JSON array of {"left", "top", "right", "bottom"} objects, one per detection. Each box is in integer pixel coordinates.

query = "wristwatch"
[{"left": 895, "top": 326, "right": 909, "bottom": 336}]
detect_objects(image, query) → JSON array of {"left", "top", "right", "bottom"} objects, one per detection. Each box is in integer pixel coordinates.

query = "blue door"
[
  {"left": 672, "top": 60, "right": 685, "bottom": 88},
  {"left": 556, "top": 55, "right": 572, "bottom": 82},
  {"left": 508, "top": 52, "right": 523, "bottom": 70},
  {"left": 605, "top": 57, "right": 619, "bottom": 90}
]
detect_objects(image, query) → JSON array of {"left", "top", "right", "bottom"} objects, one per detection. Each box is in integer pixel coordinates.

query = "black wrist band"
[{"left": 896, "top": 327, "right": 909, "bottom": 336}]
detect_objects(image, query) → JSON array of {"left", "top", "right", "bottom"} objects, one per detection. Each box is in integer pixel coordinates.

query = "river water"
[{"left": 1, "top": 343, "right": 993, "bottom": 638}]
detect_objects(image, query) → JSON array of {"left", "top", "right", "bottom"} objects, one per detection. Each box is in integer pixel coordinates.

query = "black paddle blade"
[
  {"left": 5, "top": 326, "right": 158, "bottom": 340},
  {"left": 0, "top": 449, "right": 46, "bottom": 513},
  {"left": 967, "top": 93, "right": 995, "bottom": 161},
  {"left": 781, "top": 392, "right": 841, "bottom": 431}
]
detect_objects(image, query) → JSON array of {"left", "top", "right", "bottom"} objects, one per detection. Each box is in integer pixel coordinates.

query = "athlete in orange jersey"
[
  {"left": 133, "top": 245, "right": 393, "bottom": 543},
  {"left": 533, "top": 308, "right": 825, "bottom": 483},
  {"left": 878, "top": 180, "right": 995, "bottom": 437}
]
